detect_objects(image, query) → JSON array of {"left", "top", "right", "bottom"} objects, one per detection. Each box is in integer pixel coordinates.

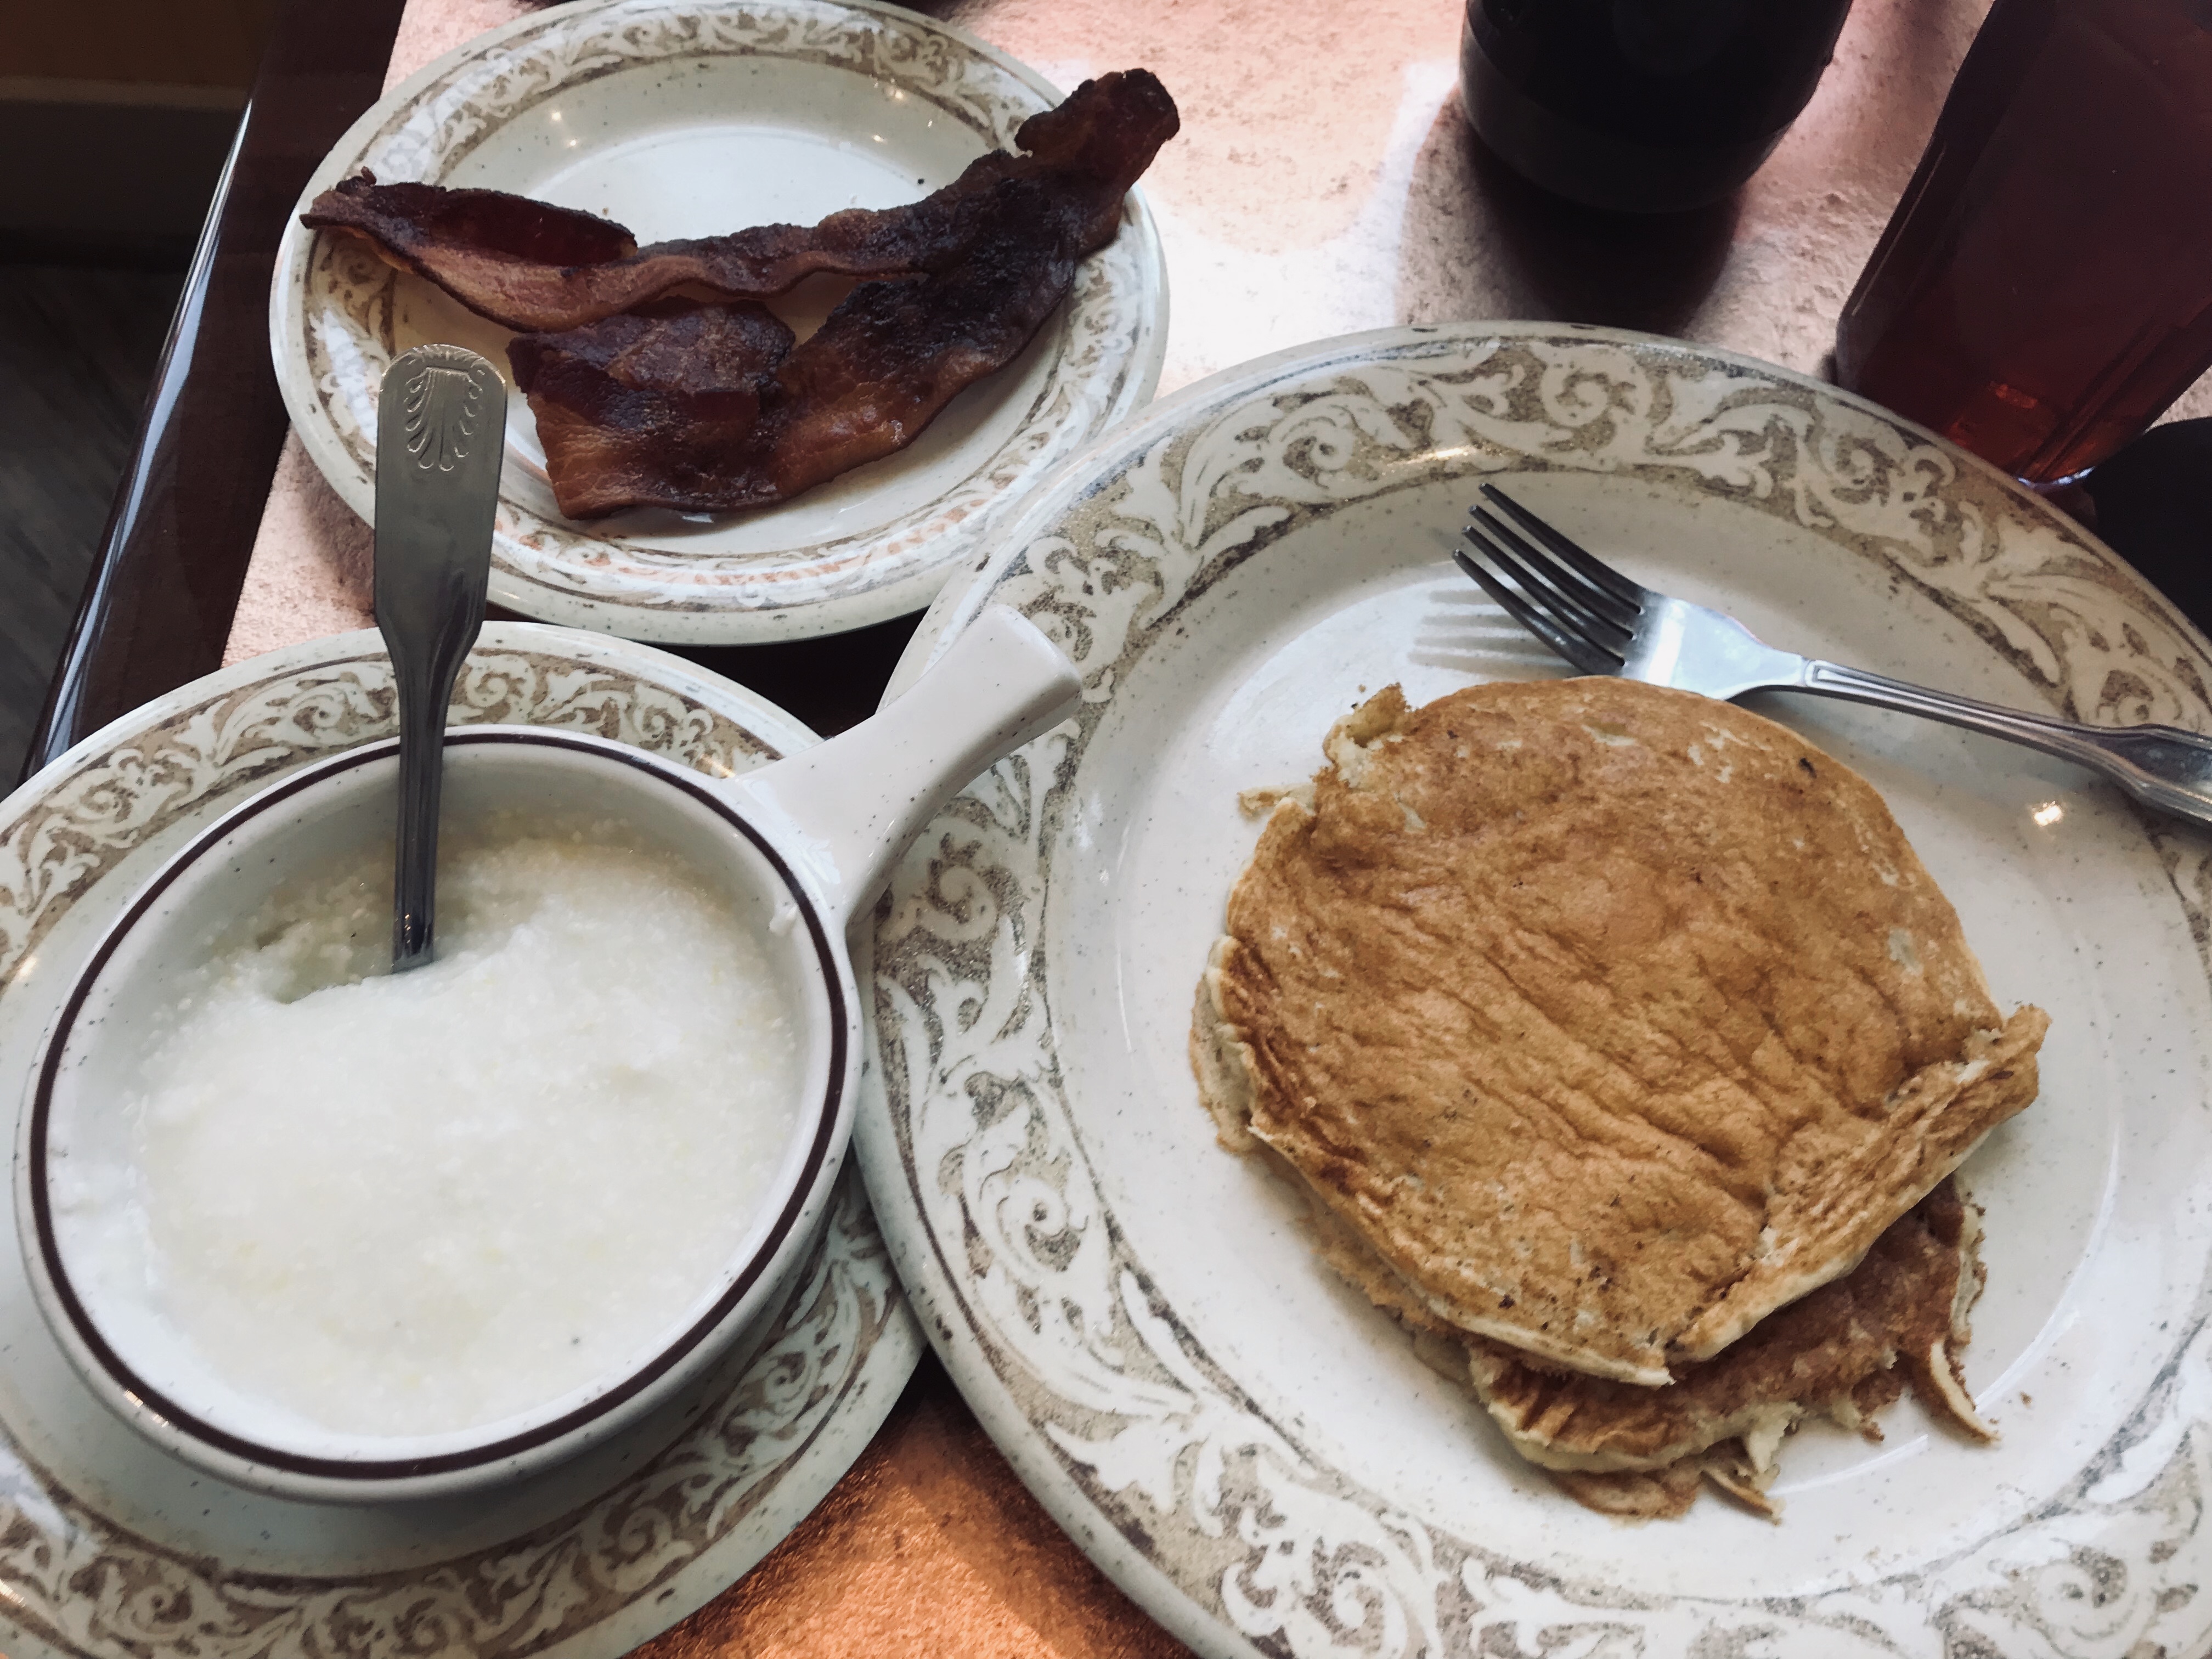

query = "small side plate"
[
  {"left": 270, "top": 0, "right": 1167, "bottom": 645},
  {"left": 0, "top": 623, "right": 919, "bottom": 1659}
]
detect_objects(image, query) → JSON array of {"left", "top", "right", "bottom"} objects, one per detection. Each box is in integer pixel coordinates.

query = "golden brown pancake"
[
  {"left": 1305, "top": 1175, "right": 1990, "bottom": 1518},
  {"left": 1466, "top": 1180, "right": 1991, "bottom": 1470},
  {"left": 1494, "top": 1182, "right": 1990, "bottom": 1517},
  {"left": 1192, "top": 679, "right": 2045, "bottom": 1385}
]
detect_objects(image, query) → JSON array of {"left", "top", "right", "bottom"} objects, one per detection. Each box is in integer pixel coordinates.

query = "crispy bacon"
[
  {"left": 301, "top": 179, "right": 636, "bottom": 312},
  {"left": 505, "top": 301, "right": 795, "bottom": 515},
  {"left": 306, "top": 70, "right": 1178, "bottom": 334},
  {"left": 500, "top": 74, "right": 1178, "bottom": 517}
]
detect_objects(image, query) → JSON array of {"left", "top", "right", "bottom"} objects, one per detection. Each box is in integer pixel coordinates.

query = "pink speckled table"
[
  {"left": 227, "top": 0, "right": 2212, "bottom": 665},
  {"left": 222, "top": 1, "right": 2210, "bottom": 1650}
]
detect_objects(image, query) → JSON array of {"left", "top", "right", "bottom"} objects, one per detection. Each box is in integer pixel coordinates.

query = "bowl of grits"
[{"left": 18, "top": 607, "right": 1076, "bottom": 1502}]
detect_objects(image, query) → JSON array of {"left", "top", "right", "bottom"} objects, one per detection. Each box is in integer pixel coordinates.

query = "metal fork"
[{"left": 1455, "top": 483, "right": 2212, "bottom": 830}]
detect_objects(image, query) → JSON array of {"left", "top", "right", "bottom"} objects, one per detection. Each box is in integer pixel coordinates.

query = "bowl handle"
[{"left": 724, "top": 606, "right": 1081, "bottom": 924}]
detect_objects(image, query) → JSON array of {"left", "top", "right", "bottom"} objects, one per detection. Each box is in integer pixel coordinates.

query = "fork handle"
[{"left": 1793, "top": 660, "right": 2212, "bottom": 830}]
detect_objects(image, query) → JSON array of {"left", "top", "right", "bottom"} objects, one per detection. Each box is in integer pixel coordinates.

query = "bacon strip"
[
  {"left": 301, "top": 180, "right": 636, "bottom": 312},
  {"left": 505, "top": 301, "right": 795, "bottom": 515},
  {"left": 306, "top": 71, "right": 1177, "bottom": 334},
  {"left": 501, "top": 74, "right": 1178, "bottom": 518}
]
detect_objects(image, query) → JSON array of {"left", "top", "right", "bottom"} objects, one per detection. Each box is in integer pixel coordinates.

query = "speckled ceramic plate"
[
  {"left": 857, "top": 322, "right": 2212, "bottom": 1658},
  {"left": 0, "top": 623, "right": 920, "bottom": 1659},
  {"left": 270, "top": 0, "right": 1167, "bottom": 645}
]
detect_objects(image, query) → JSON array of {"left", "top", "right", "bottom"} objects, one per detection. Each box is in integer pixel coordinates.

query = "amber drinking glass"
[{"left": 1835, "top": 0, "right": 2212, "bottom": 488}]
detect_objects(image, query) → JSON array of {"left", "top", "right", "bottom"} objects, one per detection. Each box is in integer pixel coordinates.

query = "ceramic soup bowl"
[{"left": 16, "top": 606, "right": 1076, "bottom": 1505}]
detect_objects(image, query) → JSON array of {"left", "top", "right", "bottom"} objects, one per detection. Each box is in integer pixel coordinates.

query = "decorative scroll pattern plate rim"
[
  {"left": 857, "top": 321, "right": 2212, "bottom": 1658},
  {"left": 0, "top": 622, "right": 921, "bottom": 1659},
  {"left": 269, "top": 0, "right": 1167, "bottom": 646}
]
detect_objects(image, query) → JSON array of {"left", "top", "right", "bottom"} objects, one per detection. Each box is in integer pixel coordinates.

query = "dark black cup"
[{"left": 1462, "top": 0, "right": 1854, "bottom": 213}]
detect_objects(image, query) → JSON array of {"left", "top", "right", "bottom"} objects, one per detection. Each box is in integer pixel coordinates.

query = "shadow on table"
[
  {"left": 486, "top": 605, "right": 924, "bottom": 739},
  {"left": 1395, "top": 96, "right": 1740, "bottom": 338},
  {"left": 2083, "top": 418, "right": 2212, "bottom": 638}
]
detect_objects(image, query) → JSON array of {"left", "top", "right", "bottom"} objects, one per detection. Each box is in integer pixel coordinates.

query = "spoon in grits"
[{"left": 373, "top": 343, "right": 503, "bottom": 969}]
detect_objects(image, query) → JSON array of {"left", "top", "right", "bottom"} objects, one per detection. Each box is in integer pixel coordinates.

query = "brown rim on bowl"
[{"left": 26, "top": 729, "right": 849, "bottom": 1482}]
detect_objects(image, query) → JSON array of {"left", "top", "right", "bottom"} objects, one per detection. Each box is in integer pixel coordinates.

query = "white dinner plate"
[
  {"left": 270, "top": 0, "right": 1167, "bottom": 645},
  {"left": 859, "top": 322, "right": 2212, "bottom": 1657},
  {"left": 0, "top": 624, "right": 920, "bottom": 1659}
]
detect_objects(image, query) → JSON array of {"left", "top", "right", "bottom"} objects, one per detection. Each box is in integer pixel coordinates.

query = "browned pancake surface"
[
  {"left": 1303, "top": 1167, "right": 1990, "bottom": 1516},
  {"left": 1467, "top": 1178, "right": 1991, "bottom": 1472},
  {"left": 1193, "top": 679, "right": 2045, "bottom": 1384}
]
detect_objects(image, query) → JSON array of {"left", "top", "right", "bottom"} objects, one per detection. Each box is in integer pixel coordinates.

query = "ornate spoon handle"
[{"left": 373, "top": 344, "right": 504, "bottom": 969}]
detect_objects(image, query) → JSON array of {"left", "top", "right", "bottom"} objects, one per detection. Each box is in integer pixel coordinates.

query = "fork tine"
[
  {"left": 1469, "top": 505, "right": 1637, "bottom": 645},
  {"left": 1480, "top": 484, "right": 1651, "bottom": 612},
  {"left": 1454, "top": 548, "right": 1615, "bottom": 674},
  {"left": 1455, "top": 535, "right": 1623, "bottom": 675}
]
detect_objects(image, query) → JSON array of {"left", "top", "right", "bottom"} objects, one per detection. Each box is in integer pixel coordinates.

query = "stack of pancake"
[{"left": 1192, "top": 678, "right": 2047, "bottom": 1519}]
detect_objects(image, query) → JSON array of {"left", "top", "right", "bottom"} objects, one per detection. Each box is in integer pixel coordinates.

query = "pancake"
[
  {"left": 1192, "top": 679, "right": 2045, "bottom": 1386},
  {"left": 1305, "top": 1173, "right": 1991, "bottom": 1518}
]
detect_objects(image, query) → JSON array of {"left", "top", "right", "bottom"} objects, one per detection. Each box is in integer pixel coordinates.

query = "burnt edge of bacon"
[
  {"left": 302, "top": 176, "right": 638, "bottom": 297},
  {"left": 497, "top": 72, "right": 1178, "bottom": 519},
  {"left": 303, "top": 70, "right": 1179, "bottom": 335}
]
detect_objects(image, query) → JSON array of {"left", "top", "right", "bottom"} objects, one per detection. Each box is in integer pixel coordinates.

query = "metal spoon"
[{"left": 374, "top": 344, "right": 503, "bottom": 969}]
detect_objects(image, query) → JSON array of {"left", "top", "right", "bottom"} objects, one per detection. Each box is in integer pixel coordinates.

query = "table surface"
[{"left": 42, "top": 0, "right": 2212, "bottom": 1652}]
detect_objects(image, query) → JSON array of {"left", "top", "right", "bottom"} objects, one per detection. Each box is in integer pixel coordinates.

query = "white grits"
[{"left": 67, "top": 825, "right": 803, "bottom": 1439}]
